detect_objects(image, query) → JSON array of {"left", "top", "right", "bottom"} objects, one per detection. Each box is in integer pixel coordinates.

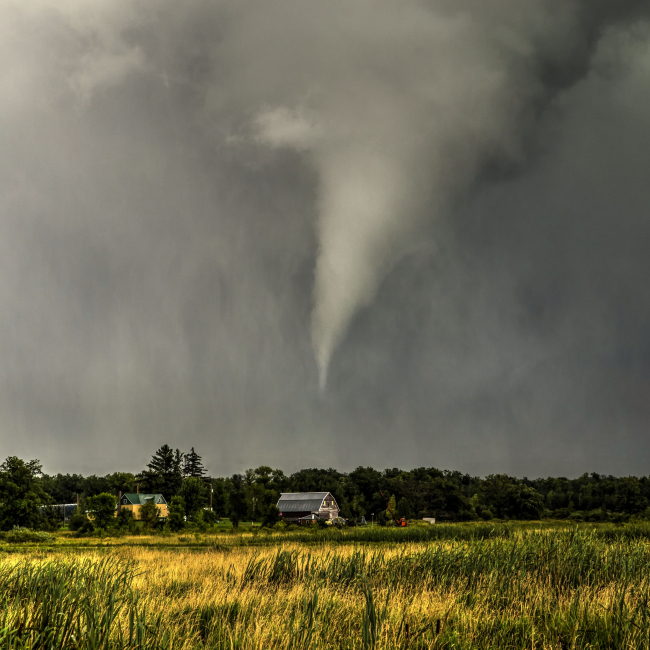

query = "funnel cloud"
[
  {"left": 254, "top": 0, "right": 649, "bottom": 385},
  {"left": 1, "top": 0, "right": 650, "bottom": 477}
]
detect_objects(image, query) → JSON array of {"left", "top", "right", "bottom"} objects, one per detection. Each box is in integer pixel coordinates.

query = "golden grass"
[{"left": 3, "top": 530, "right": 650, "bottom": 648}]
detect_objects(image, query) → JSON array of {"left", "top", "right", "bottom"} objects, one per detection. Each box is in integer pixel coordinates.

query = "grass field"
[{"left": 2, "top": 523, "right": 650, "bottom": 648}]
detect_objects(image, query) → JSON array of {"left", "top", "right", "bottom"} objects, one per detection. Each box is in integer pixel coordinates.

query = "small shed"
[
  {"left": 119, "top": 493, "right": 169, "bottom": 519},
  {"left": 276, "top": 492, "right": 339, "bottom": 524},
  {"left": 39, "top": 504, "right": 77, "bottom": 522},
  {"left": 299, "top": 514, "right": 320, "bottom": 524}
]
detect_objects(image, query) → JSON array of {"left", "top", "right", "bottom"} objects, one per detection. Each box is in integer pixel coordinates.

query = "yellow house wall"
[{"left": 116, "top": 503, "right": 169, "bottom": 519}]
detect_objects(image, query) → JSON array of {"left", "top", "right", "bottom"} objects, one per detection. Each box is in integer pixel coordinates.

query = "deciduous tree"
[
  {"left": 139, "top": 498, "right": 161, "bottom": 529},
  {"left": 0, "top": 457, "right": 50, "bottom": 531},
  {"left": 167, "top": 496, "right": 186, "bottom": 532},
  {"left": 179, "top": 477, "right": 208, "bottom": 520},
  {"left": 86, "top": 493, "right": 117, "bottom": 529},
  {"left": 229, "top": 474, "right": 247, "bottom": 526}
]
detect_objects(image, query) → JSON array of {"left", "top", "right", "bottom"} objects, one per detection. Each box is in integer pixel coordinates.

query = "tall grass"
[
  {"left": 240, "top": 528, "right": 650, "bottom": 592},
  {"left": 0, "top": 556, "right": 172, "bottom": 649},
  {"left": 4, "top": 525, "right": 650, "bottom": 647}
]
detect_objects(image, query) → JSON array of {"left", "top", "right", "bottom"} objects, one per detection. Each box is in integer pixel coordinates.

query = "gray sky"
[{"left": 1, "top": 0, "right": 649, "bottom": 478}]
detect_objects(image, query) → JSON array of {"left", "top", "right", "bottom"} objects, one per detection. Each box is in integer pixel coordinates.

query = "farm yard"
[{"left": 3, "top": 523, "right": 650, "bottom": 648}]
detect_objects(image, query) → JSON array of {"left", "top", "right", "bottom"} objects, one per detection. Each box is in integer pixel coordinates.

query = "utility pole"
[{"left": 210, "top": 484, "right": 213, "bottom": 511}]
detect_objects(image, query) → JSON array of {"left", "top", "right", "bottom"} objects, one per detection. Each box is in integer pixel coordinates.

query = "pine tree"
[
  {"left": 137, "top": 445, "right": 183, "bottom": 500},
  {"left": 183, "top": 447, "right": 207, "bottom": 479}
]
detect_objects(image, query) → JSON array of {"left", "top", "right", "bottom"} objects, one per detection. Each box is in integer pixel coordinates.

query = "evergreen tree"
[
  {"left": 183, "top": 447, "right": 207, "bottom": 479},
  {"left": 137, "top": 445, "right": 183, "bottom": 500}
]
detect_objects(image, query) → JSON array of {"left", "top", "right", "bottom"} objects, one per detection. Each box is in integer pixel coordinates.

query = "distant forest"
[{"left": 2, "top": 445, "right": 650, "bottom": 530}]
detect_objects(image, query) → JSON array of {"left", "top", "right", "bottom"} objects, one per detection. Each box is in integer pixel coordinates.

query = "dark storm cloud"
[{"left": 0, "top": 0, "right": 649, "bottom": 478}]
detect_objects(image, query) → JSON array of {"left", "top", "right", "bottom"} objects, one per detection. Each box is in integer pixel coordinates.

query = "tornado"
[{"left": 253, "top": 0, "right": 648, "bottom": 388}]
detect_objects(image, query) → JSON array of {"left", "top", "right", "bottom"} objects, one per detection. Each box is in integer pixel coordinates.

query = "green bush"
[
  {"left": 263, "top": 505, "right": 280, "bottom": 527},
  {"left": 188, "top": 509, "right": 208, "bottom": 533},
  {"left": 203, "top": 509, "right": 219, "bottom": 525},
  {"left": 584, "top": 509, "right": 607, "bottom": 522},
  {"left": 75, "top": 520, "right": 95, "bottom": 536},
  {"left": 38, "top": 505, "right": 64, "bottom": 531},
  {"left": 68, "top": 510, "right": 87, "bottom": 532},
  {"left": 116, "top": 507, "right": 137, "bottom": 532},
  {"left": 0, "top": 526, "right": 54, "bottom": 543}
]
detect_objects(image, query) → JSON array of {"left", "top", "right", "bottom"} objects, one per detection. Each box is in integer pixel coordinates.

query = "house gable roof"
[
  {"left": 276, "top": 492, "right": 338, "bottom": 513},
  {"left": 121, "top": 493, "right": 167, "bottom": 506}
]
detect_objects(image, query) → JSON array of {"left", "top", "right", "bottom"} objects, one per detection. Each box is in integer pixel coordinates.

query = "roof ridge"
[{"left": 279, "top": 491, "right": 329, "bottom": 495}]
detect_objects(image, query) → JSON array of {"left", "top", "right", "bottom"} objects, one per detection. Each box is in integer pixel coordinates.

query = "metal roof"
[
  {"left": 276, "top": 492, "right": 337, "bottom": 513},
  {"left": 279, "top": 492, "right": 330, "bottom": 501},
  {"left": 121, "top": 493, "right": 167, "bottom": 505}
]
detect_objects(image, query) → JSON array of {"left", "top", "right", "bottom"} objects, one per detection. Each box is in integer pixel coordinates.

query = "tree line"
[{"left": 2, "top": 446, "right": 650, "bottom": 531}]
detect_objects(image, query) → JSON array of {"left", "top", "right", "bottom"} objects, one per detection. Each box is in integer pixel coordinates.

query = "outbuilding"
[{"left": 276, "top": 492, "right": 339, "bottom": 524}]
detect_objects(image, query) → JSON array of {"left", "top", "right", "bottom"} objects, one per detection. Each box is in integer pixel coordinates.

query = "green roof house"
[{"left": 118, "top": 493, "right": 168, "bottom": 519}]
